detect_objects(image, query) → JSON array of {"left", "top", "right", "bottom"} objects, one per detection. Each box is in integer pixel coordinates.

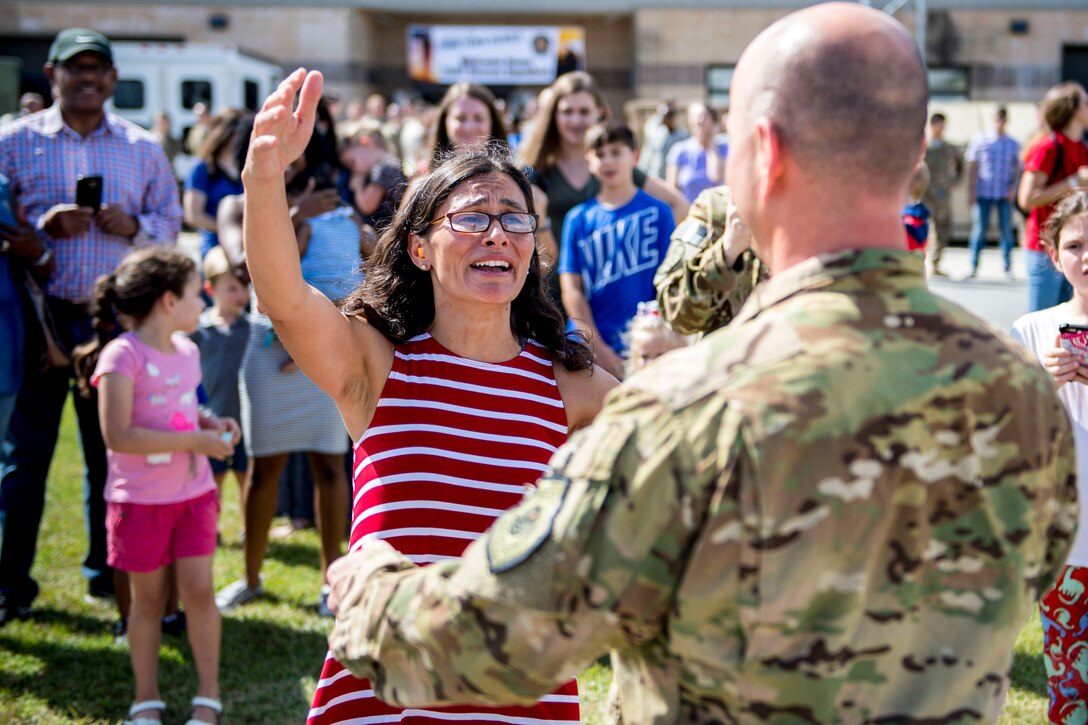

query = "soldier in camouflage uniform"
[
  {"left": 653, "top": 185, "right": 769, "bottom": 336},
  {"left": 923, "top": 113, "right": 964, "bottom": 276},
  {"left": 326, "top": 5, "right": 1079, "bottom": 723}
]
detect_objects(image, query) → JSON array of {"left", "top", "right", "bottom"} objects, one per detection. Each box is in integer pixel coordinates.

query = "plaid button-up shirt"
[
  {"left": 965, "top": 130, "right": 1021, "bottom": 201},
  {"left": 0, "top": 106, "right": 181, "bottom": 303}
]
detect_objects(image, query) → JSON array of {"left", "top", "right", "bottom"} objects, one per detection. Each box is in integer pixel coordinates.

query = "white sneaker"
[
  {"left": 317, "top": 585, "right": 333, "bottom": 618},
  {"left": 215, "top": 577, "right": 263, "bottom": 611}
]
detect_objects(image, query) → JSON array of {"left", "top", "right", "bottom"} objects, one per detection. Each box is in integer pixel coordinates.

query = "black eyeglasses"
[
  {"left": 58, "top": 60, "right": 113, "bottom": 76},
  {"left": 429, "top": 211, "right": 538, "bottom": 235}
]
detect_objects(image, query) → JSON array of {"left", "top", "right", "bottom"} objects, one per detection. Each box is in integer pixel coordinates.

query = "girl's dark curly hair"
[{"left": 338, "top": 146, "right": 593, "bottom": 372}]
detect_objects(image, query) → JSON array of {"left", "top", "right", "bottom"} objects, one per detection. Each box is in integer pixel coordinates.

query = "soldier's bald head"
[{"left": 733, "top": 3, "right": 927, "bottom": 197}]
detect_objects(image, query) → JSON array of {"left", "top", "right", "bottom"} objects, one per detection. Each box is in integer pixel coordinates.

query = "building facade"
[{"left": 3, "top": 1, "right": 1087, "bottom": 112}]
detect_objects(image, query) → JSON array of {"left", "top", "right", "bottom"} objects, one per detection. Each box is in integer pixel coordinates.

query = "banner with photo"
[{"left": 407, "top": 25, "right": 586, "bottom": 85}]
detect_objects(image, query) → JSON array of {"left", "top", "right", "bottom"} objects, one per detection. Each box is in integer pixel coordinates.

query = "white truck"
[{"left": 106, "top": 42, "right": 283, "bottom": 177}]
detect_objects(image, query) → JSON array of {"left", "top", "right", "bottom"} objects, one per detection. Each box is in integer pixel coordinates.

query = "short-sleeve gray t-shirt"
[{"left": 189, "top": 310, "right": 250, "bottom": 422}]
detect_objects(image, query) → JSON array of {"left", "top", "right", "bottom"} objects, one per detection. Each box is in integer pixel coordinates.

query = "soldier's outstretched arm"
[
  {"left": 327, "top": 386, "right": 726, "bottom": 708},
  {"left": 653, "top": 186, "right": 765, "bottom": 336}
]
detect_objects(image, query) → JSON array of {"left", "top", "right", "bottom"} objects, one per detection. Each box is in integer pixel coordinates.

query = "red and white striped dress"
[{"left": 308, "top": 333, "right": 580, "bottom": 724}]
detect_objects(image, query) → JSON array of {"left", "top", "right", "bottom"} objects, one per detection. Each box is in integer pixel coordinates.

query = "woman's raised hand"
[{"left": 244, "top": 68, "right": 324, "bottom": 184}]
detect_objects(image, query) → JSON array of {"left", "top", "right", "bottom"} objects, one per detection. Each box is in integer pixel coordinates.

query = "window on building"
[
  {"left": 244, "top": 79, "right": 260, "bottom": 111},
  {"left": 706, "top": 65, "right": 734, "bottom": 108},
  {"left": 1062, "top": 45, "right": 1088, "bottom": 92},
  {"left": 181, "top": 80, "right": 213, "bottom": 110},
  {"left": 114, "top": 79, "right": 145, "bottom": 110},
  {"left": 928, "top": 67, "right": 970, "bottom": 100}
]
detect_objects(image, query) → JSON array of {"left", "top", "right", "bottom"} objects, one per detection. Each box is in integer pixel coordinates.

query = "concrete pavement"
[{"left": 928, "top": 246, "right": 1031, "bottom": 333}]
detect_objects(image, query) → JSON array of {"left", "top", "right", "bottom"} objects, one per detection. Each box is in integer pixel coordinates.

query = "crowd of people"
[
  {"left": 3, "top": 10, "right": 1088, "bottom": 724},
  {"left": 919, "top": 90, "right": 1088, "bottom": 308}
]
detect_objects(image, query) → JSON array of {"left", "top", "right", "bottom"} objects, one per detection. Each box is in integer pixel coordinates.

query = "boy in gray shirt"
[{"left": 191, "top": 247, "right": 250, "bottom": 496}]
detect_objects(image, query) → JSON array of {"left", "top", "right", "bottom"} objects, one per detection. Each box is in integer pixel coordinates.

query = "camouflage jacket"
[
  {"left": 923, "top": 139, "right": 964, "bottom": 198},
  {"left": 330, "top": 249, "right": 1077, "bottom": 724},
  {"left": 654, "top": 186, "right": 769, "bottom": 336}
]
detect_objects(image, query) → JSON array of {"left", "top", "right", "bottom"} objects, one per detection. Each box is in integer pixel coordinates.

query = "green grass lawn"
[{"left": 0, "top": 400, "right": 1051, "bottom": 723}]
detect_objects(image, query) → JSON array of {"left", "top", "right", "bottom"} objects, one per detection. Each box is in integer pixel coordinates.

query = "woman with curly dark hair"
[{"left": 243, "top": 69, "right": 614, "bottom": 724}]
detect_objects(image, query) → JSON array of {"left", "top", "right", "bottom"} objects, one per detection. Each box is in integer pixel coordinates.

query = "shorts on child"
[
  {"left": 1042, "top": 564, "right": 1088, "bottom": 722},
  {"left": 107, "top": 489, "right": 220, "bottom": 573},
  {"left": 209, "top": 437, "right": 248, "bottom": 475}
]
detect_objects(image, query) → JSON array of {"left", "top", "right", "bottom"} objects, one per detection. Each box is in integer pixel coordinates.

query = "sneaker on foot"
[
  {"left": 84, "top": 576, "right": 116, "bottom": 605},
  {"left": 317, "top": 585, "right": 333, "bottom": 618},
  {"left": 215, "top": 578, "right": 263, "bottom": 611},
  {"left": 162, "top": 610, "right": 187, "bottom": 636},
  {"left": 0, "top": 593, "right": 31, "bottom": 627}
]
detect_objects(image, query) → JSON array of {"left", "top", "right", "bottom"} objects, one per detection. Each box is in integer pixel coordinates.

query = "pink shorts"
[{"left": 106, "top": 489, "right": 220, "bottom": 573}]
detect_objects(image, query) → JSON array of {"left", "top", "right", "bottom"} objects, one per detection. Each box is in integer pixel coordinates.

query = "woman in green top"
[{"left": 519, "top": 71, "right": 689, "bottom": 269}]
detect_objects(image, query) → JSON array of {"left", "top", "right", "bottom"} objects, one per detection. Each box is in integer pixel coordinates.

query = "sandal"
[
  {"left": 185, "top": 695, "right": 222, "bottom": 725},
  {"left": 124, "top": 699, "right": 165, "bottom": 725}
]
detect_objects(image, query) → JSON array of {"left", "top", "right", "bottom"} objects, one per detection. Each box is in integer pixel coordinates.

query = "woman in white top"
[{"left": 1010, "top": 191, "right": 1088, "bottom": 723}]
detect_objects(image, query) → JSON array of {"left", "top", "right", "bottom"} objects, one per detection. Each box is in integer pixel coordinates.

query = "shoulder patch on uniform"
[
  {"left": 487, "top": 481, "right": 568, "bottom": 574},
  {"left": 675, "top": 219, "right": 709, "bottom": 247}
]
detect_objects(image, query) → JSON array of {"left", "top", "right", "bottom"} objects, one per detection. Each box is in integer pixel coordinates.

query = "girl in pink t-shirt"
[{"left": 75, "top": 247, "right": 238, "bottom": 725}]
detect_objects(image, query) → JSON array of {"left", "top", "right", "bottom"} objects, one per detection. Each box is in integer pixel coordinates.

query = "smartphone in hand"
[
  {"left": 1059, "top": 324, "right": 1088, "bottom": 362},
  {"left": 75, "top": 175, "right": 103, "bottom": 210}
]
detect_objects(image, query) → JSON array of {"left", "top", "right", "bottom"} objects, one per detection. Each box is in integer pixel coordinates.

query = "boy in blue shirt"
[{"left": 560, "top": 121, "right": 676, "bottom": 378}]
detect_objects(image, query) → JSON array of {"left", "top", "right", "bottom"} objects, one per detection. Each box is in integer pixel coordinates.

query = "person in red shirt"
[{"left": 1019, "top": 81, "right": 1088, "bottom": 311}]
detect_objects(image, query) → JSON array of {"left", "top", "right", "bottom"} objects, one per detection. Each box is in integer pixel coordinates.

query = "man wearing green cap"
[{"left": 0, "top": 27, "right": 181, "bottom": 626}]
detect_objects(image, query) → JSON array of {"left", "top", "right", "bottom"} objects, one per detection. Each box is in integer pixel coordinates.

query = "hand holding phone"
[
  {"left": 96, "top": 206, "right": 138, "bottom": 238},
  {"left": 41, "top": 204, "right": 94, "bottom": 238},
  {"left": 1048, "top": 325, "right": 1088, "bottom": 388},
  {"left": 1059, "top": 324, "right": 1088, "bottom": 363},
  {"left": 75, "top": 175, "right": 103, "bottom": 211}
]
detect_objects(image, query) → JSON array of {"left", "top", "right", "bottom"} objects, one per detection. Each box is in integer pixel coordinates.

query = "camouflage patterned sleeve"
[
  {"left": 653, "top": 186, "right": 766, "bottom": 336},
  {"left": 328, "top": 385, "right": 726, "bottom": 709}
]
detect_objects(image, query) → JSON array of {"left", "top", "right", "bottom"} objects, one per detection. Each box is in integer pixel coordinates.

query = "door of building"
[{"left": 1062, "top": 45, "right": 1088, "bottom": 91}]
